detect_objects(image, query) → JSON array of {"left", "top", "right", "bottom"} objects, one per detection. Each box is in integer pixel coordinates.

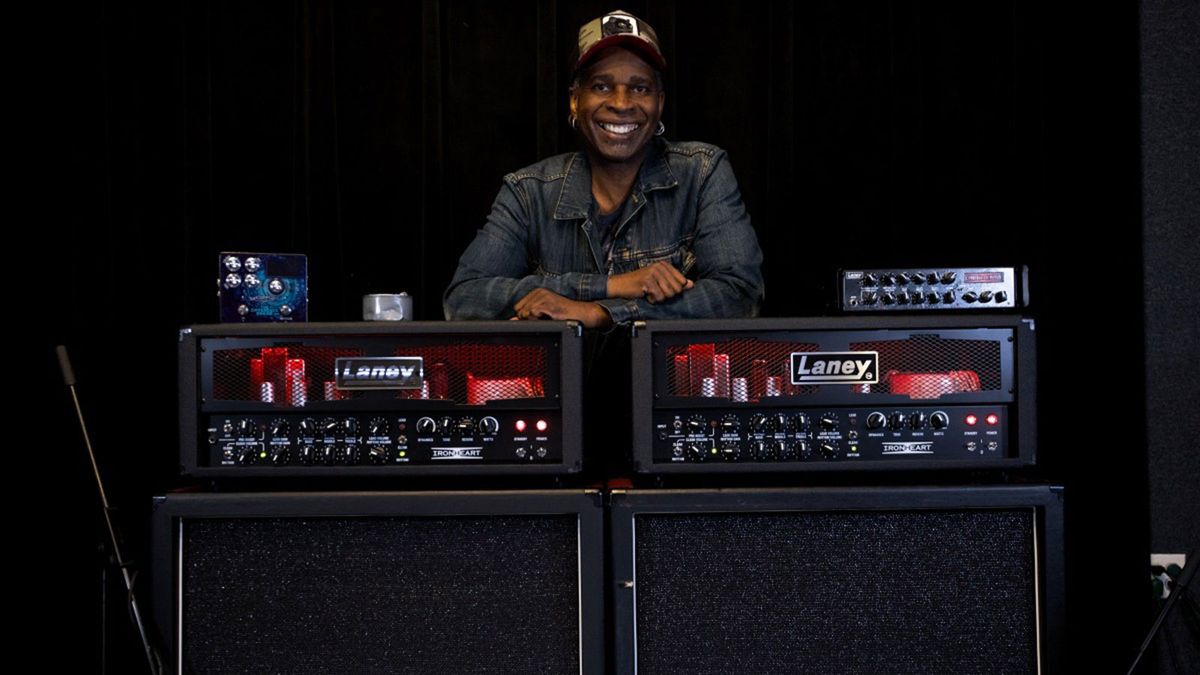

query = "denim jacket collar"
[{"left": 552, "top": 140, "right": 681, "bottom": 221}]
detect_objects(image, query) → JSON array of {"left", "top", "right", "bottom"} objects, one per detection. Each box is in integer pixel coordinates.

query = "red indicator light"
[
  {"left": 965, "top": 414, "right": 978, "bottom": 426},
  {"left": 536, "top": 419, "right": 549, "bottom": 432},
  {"left": 515, "top": 420, "right": 527, "bottom": 432},
  {"left": 985, "top": 413, "right": 999, "bottom": 426}
]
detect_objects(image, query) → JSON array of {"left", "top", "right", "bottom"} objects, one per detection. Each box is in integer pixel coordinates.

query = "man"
[{"left": 444, "top": 9, "right": 763, "bottom": 327}]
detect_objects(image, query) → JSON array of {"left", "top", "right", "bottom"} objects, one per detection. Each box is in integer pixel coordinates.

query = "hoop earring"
[
  {"left": 655, "top": 121, "right": 666, "bottom": 136},
  {"left": 569, "top": 115, "right": 578, "bottom": 130}
]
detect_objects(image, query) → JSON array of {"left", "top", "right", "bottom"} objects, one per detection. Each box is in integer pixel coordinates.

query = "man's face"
[{"left": 570, "top": 47, "right": 665, "bottom": 168}]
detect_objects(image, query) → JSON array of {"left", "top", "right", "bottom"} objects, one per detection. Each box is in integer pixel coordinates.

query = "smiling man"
[{"left": 444, "top": 9, "right": 764, "bottom": 328}]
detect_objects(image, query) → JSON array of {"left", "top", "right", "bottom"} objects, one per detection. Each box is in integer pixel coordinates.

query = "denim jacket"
[{"left": 443, "top": 138, "right": 764, "bottom": 324}]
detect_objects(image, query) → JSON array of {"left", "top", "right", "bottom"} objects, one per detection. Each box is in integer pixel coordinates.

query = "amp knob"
[
  {"left": 930, "top": 411, "right": 950, "bottom": 430},
  {"left": 298, "top": 418, "right": 317, "bottom": 437},
  {"left": 321, "top": 417, "right": 340, "bottom": 437},
  {"left": 415, "top": 417, "right": 437, "bottom": 435},
  {"left": 269, "top": 446, "right": 290, "bottom": 466},
  {"left": 819, "top": 414, "right": 839, "bottom": 431},
  {"left": 368, "top": 446, "right": 389, "bottom": 464},
  {"left": 686, "top": 443, "right": 710, "bottom": 462},
  {"left": 320, "top": 445, "right": 336, "bottom": 466},
  {"left": 819, "top": 441, "right": 840, "bottom": 460},
  {"left": 478, "top": 416, "right": 500, "bottom": 435},
  {"left": 270, "top": 419, "right": 290, "bottom": 439},
  {"left": 888, "top": 412, "right": 906, "bottom": 430},
  {"left": 368, "top": 418, "right": 389, "bottom": 437},
  {"left": 236, "top": 419, "right": 257, "bottom": 439},
  {"left": 866, "top": 412, "right": 886, "bottom": 430},
  {"left": 909, "top": 412, "right": 927, "bottom": 429}
]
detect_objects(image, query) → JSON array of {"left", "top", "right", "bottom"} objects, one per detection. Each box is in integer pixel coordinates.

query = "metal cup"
[{"left": 363, "top": 293, "right": 413, "bottom": 321}]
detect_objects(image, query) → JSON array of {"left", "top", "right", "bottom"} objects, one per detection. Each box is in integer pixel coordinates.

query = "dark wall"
[
  {"left": 42, "top": 1, "right": 1153, "bottom": 671},
  {"left": 1142, "top": 1, "right": 1199, "bottom": 556},
  {"left": 1141, "top": 2, "right": 1200, "bottom": 671}
]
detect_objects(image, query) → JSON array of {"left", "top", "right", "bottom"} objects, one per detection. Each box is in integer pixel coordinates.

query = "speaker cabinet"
[
  {"left": 611, "top": 485, "right": 1064, "bottom": 674},
  {"left": 152, "top": 491, "right": 604, "bottom": 674}
]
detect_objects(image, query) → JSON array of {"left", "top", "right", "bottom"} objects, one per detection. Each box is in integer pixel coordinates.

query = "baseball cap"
[{"left": 575, "top": 10, "right": 666, "bottom": 72}]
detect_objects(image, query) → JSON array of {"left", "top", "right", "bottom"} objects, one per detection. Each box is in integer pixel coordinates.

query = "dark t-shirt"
[{"left": 590, "top": 199, "right": 626, "bottom": 273}]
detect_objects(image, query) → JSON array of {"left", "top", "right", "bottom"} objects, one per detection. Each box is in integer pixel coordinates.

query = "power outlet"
[
  {"left": 1150, "top": 553, "right": 1187, "bottom": 599},
  {"left": 1151, "top": 553, "right": 1187, "bottom": 569}
]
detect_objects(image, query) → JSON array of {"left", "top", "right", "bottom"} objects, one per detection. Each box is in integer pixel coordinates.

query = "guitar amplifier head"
[
  {"left": 179, "top": 321, "right": 583, "bottom": 477},
  {"left": 630, "top": 315, "right": 1036, "bottom": 473}
]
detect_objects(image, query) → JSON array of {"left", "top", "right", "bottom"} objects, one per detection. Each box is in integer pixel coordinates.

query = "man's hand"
[
  {"left": 607, "top": 261, "right": 694, "bottom": 303},
  {"left": 512, "top": 289, "right": 612, "bottom": 329}
]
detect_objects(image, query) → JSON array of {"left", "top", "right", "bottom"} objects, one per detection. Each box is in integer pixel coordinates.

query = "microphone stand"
[{"left": 57, "top": 346, "right": 163, "bottom": 675}]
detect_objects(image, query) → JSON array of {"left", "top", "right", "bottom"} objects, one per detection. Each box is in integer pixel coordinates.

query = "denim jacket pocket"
[
  {"left": 629, "top": 234, "right": 696, "bottom": 275},
  {"left": 531, "top": 260, "right": 560, "bottom": 278}
]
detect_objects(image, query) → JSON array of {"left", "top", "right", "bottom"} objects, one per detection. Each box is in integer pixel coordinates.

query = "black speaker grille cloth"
[
  {"left": 182, "top": 515, "right": 579, "bottom": 674},
  {"left": 634, "top": 509, "right": 1036, "bottom": 675}
]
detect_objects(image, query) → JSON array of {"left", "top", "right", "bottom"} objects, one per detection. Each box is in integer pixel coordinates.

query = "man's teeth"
[{"left": 599, "top": 122, "right": 639, "bottom": 134}]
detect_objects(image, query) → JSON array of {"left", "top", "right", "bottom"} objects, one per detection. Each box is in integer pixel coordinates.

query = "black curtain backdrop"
[{"left": 40, "top": 1, "right": 1155, "bottom": 672}]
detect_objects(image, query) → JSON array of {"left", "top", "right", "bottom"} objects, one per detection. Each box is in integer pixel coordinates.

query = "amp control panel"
[
  {"left": 207, "top": 412, "right": 561, "bottom": 469},
  {"left": 652, "top": 406, "right": 1006, "bottom": 468}
]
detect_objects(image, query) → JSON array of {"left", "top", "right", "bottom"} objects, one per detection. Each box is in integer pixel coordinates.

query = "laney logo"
[
  {"left": 791, "top": 351, "right": 879, "bottom": 384},
  {"left": 881, "top": 442, "right": 934, "bottom": 454},
  {"left": 335, "top": 357, "right": 424, "bottom": 390}
]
